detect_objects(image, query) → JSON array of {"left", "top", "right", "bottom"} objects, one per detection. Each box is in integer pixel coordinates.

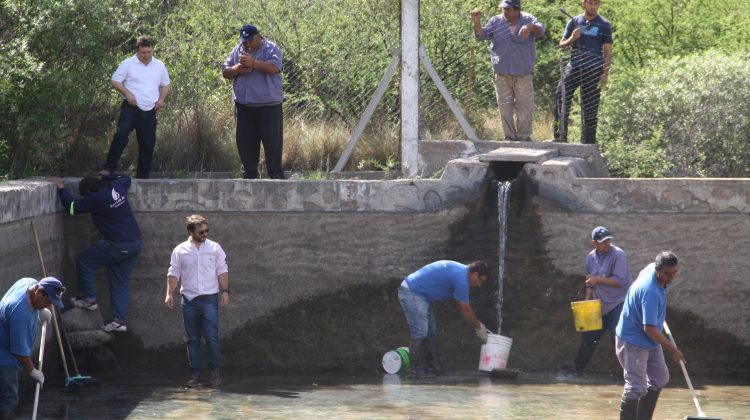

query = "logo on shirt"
[{"left": 109, "top": 188, "right": 126, "bottom": 209}]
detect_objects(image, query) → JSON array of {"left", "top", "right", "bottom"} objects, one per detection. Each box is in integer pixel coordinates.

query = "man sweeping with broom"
[
  {"left": 0, "top": 277, "right": 65, "bottom": 419},
  {"left": 615, "top": 251, "right": 685, "bottom": 420}
]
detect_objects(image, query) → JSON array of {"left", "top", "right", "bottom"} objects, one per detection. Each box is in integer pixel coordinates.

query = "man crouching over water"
[{"left": 398, "top": 260, "right": 490, "bottom": 378}]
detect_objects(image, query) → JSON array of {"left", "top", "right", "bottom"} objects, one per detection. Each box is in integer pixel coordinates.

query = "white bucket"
[
  {"left": 478, "top": 333, "right": 513, "bottom": 372},
  {"left": 382, "top": 347, "right": 410, "bottom": 374}
]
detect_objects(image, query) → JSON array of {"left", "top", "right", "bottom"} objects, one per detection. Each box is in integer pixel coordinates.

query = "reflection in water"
[{"left": 19, "top": 370, "right": 749, "bottom": 419}]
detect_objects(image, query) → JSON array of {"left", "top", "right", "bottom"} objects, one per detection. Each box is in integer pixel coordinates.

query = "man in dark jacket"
[{"left": 52, "top": 170, "right": 142, "bottom": 332}]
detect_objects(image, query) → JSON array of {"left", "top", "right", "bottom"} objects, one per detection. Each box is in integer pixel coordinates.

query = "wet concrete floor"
[{"left": 18, "top": 369, "right": 749, "bottom": 419}]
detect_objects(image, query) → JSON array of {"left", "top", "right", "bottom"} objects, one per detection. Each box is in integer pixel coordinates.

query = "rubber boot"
[
  {"left": 636, "top": 389, "right": 661, "bottom": 420},
  {"left": 423, "top": 336, "right": 444, "bottom": 375},
  {"left": 573, "top": 336, "right": 599, "bottom": 375},
  {"left": 408, "top": 339, "right": 434, "bottom": 379},
  {"left": 619, "top": 397, "right": 638, "bottom": 420}
]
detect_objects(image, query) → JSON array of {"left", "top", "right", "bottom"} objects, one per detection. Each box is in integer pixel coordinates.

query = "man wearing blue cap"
[
  {"left": 562, "top": 226, "right": 632, "bottom": 375},
  {"left": 0, "top": 277, "right": 65, "bottom": 418},
  {"left": 222, "top": 24, "right": 285, "bottom": 179},
  {"left": 471, "top": 0, "right": 545, "bottom": 142}
]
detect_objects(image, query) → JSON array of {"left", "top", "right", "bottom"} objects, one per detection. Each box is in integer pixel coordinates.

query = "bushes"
[{"left": 600, "top": 51, "right": 750, "bottom": 177}]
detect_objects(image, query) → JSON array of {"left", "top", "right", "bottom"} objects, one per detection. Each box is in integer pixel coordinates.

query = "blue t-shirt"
[
  {"left": 222, "top": 38, "right": 284, "bottom": 105},
  {"left": 405, "top": 261, "right": 470, "bottom": 304},
  {"left": 0, "top": 278, "right": 39, "bottom": 368},
  {"left": 564, "top": 14, "right": 612, "bottom": 68},
  {"left": 616, "top": 263, "right": 667, "bottom": 349},
  {"left": 57, "top": 173, "right": 141, "bottom": 243}
]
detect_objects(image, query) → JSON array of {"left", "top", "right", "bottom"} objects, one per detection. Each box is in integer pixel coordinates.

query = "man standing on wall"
[
  {"left": 222, "top": 24, "right": 285, "bottom": 179},
  {"left": 615, "top": 251, "right": 685, "bottom": 420},
  {"left": 52, "top": 170, "right": 142, "bottom": 332},
  {"left": 562, "top": 226, "right": 632, "bottom": 375},
  {"left": 165, "top": 215, "right": 229, "bottom": 388},
  {"left": 471, "top": 0, "right": 545, "bottom": 142},
  {"left": 398, "top": 260, "right": 490, "bottom": 378},
  {"left": 553, "top": 0, "right": 612, "bottom": 144},
  {"left": 0, "top": 277, "right": 65, "bottom": 418},
  {"left": 103, "top": 35, "right": 171, "bottom": 179}
]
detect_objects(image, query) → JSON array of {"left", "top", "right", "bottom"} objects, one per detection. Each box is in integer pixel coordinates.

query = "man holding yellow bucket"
[{"left": 563, "top": 226, "right": 633, "bottom": 375}]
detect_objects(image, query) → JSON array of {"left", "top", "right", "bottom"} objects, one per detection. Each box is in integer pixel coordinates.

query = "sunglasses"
[{"left": 196, "top": 229, "right": 209, "bottom": 235}]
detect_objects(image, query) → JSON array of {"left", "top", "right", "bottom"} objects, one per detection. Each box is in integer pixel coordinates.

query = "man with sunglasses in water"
[
  {"left": 165, "top": 215, "right": 229, "bottom": 388},
  {"left": 0, "top": 277, "right": 65, "bottom": 418},
  {"left": 222, "top": 24, "right": 285, "bottom": 179},
  {"left": 52, "top": 170, "right": 141, "bottom": 333},
  {"left": 553, "top": 0, "right": 612, "bottom": 144}
]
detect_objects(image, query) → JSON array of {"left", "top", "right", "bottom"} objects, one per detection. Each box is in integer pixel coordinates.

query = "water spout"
[{"left": 496, "top": 181, "right": 512, "bottom": 335}]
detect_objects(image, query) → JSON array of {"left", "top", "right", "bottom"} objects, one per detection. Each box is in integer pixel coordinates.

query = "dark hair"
[
  {"left": 79, "top": 176, "right": 104, "bottom": 197},
  {"left": 186, "top": 214, "right": 207, "bottom": 233},
  {"left": 468, "top": 260, "right": 491, "bottom": 278},
  {"left": 136, "top": 35, "right": 155, "bottom": 49},
  {"left": 655, "top": 251, "right": 678, "bottom": 270}
]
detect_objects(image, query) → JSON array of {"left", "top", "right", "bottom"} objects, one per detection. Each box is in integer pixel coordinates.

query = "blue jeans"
[
  {"left": 181, "top": 294, "right": 221, "bottom": 373},
  {"left": 397, "top": 285, "right": 437, "bottom": 340},
  {"left": 76, "top": 239, "right": 142, "bottom": 322},
  {"left": 574, "top": 301, "right": 624, "bottom": 373},
  {"left": 105, "top": 101, "right": 158, "bottom": 179},
  {"left": 0, "top": 366, "right": 18, "bottom": 411}
]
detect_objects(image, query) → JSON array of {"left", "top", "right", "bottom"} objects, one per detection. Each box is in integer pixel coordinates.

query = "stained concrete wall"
[
  {"left": 498, "top": 158, "right": 749, "bottom": 379},
  {"left": 1, "top": 147, "right": 748, "bottom": 380}
]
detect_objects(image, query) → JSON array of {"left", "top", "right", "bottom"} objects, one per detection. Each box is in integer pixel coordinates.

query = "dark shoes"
[
  {"left": 186, "top": 371, "right": 221, "bottom": 387},
  {"left": 185, "top": 374, "right": 203, "bottom": 388},
  {"left": 210, "top": 370, "right": 221, "bottom": 387}
]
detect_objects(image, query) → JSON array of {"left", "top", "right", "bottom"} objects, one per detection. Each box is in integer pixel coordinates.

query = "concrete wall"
[
  {"left": 498, "top": 159, "right": 749, "bottom": 379},
  {"left": 1, "top": 149, "right": 748, "bottom": 380}
]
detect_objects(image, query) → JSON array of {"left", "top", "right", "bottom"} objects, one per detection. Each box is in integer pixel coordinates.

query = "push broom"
[
  {"left": 663, "top": 321, "right": 721, "bottom": 420},
  {"left": 31, "top": 221, "right": 100, "bottom": 389}
]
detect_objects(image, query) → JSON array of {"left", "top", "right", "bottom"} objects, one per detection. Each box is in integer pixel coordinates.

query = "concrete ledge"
[
  {"left": 0, "top": 180, "right": 60, "bottom": 224},
  {"left": 477, "top": 147, "right": 559, "bottom": 164}
]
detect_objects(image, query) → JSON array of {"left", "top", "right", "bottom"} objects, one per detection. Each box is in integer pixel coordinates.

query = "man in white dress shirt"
[
  {"left": 165, "top": 214, "right": 229, "bottom": 387},
  {"left": 104, "top": 34, "right": 171, "bottom": 178}
]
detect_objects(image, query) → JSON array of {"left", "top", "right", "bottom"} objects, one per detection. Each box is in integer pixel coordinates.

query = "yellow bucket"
[{"left": 570, "top": 299, "right": 603, "bottom": 332}]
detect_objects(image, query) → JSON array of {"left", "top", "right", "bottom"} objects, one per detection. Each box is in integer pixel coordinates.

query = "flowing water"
[
  {"left": 18, "top": 369, "right": 749, "bottom": 419},
  {"left": 496, "top": 181, "right": 512, "bottom": 335}
]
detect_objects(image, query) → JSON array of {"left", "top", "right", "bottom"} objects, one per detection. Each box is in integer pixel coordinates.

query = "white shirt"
[
  {"left": 167, "top": 238, "right": 228, "bottom": 300},
  {"left": 111, "top": 55, "right": 171, "bottom": 111}
]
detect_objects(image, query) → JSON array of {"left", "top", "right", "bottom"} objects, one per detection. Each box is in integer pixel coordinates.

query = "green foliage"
[
  {"left": 3, "top": 0, "right": 750, "bottom": 178},
  {"left": 600, "top": 51, "right": 750, "bottom": 177}
]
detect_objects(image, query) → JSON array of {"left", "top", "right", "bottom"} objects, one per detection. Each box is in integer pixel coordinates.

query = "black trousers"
[
  {"left": 105, "top": 101, "right": 157, "bottom": 178},
  {"left": 235, "top": 102, "right": 284, "bottom": 179},
  {"left": 553, "top": 64, "right": 603, "bottom": 144}
]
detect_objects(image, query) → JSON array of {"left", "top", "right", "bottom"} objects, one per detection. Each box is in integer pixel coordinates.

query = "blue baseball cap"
[
  {"left": 500, "top": 0, "right": 521, "bottom": 9},
  {"left": 591, "top": 226, "right": 613, "bottom": 243},
  {"left": 38, "top": 277, "right": 65, "bottom": 308},
  {"left": 240, "top": 24, "right": 259, "bottom": 42}
]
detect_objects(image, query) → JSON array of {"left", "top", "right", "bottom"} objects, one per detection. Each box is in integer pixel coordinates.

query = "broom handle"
[
  {"left": 31, "top": 320, "right": 48, "bottom": 420},
  {"left": 31, "top": 221, "right": 73, "bottom": 378},
  {"left": 663, "top": 321, "right": 705, "bottom": 417}
]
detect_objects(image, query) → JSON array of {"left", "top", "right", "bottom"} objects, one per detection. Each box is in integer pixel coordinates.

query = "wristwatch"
[{"left": 220, "top": 289, "right": 230, "bottom": 295}]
